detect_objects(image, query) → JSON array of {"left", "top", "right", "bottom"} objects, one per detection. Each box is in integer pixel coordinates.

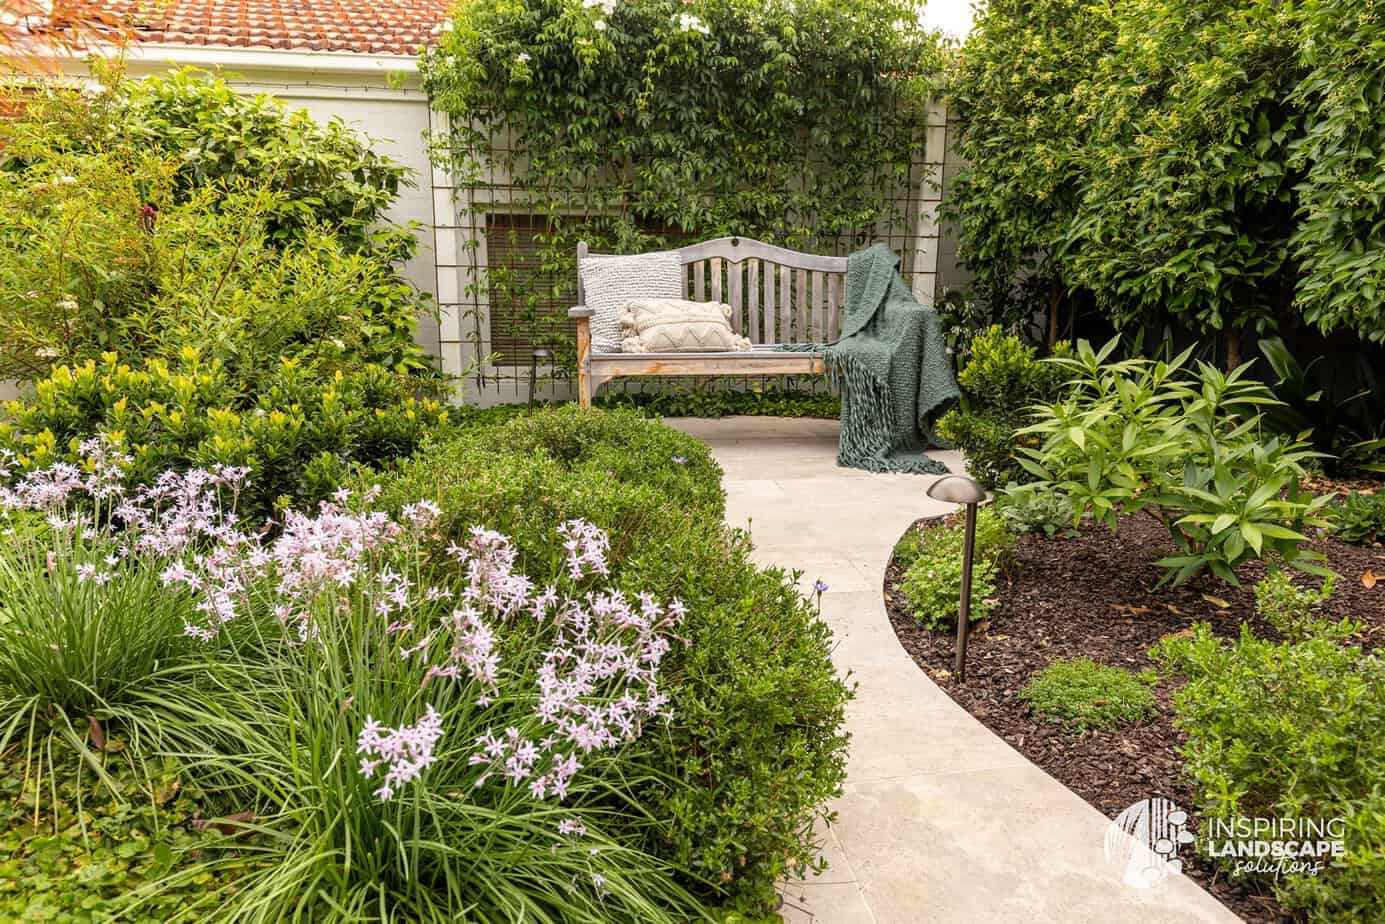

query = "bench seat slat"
[{"left": 588, "top": 352, "right": 825, "bottom": 381}]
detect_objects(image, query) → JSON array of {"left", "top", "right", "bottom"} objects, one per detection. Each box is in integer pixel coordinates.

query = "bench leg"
[{"left": 575, "top": 315, "right": 592, "bottom": 410}]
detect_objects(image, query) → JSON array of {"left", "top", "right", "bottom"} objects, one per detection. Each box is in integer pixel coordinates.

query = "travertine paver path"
[{"left": 666, "top": 417, "right": 1240, "bottom": 924}]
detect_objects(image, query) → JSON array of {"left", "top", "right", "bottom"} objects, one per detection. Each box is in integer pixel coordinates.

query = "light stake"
[
  {"left": 924, "top": 474, "right": 988, "bottom": 682},
  {"left": 529, "top": 348, "right": 553, "bottom": 410}
]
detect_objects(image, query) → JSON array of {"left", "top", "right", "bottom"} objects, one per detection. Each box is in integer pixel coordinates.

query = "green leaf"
[{"left": 1239, "top": 521, "right": 1263, "bottom": 554}]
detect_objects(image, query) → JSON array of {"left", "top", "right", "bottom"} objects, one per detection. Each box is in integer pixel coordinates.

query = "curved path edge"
[{"left": 667, "top": 417, "right": 1240, "bottom": 924}]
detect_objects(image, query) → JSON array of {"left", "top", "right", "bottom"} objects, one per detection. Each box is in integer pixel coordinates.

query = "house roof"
[{"left": 96, "top": 0, "right": 452, "bottom": 57}]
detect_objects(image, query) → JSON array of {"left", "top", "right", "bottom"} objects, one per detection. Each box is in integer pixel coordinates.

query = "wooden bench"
[{"left": 570, "top": 236, "right": 847, "bottom": 409}]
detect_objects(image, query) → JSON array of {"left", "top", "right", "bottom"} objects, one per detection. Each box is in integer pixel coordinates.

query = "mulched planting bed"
[{"left": 885, "top": 513, "right": 1385, "bottom": 924}]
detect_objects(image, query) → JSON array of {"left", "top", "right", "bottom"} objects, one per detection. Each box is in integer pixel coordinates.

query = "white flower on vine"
[
  {"left": 593, "top": 18, "right": 608, "bottom": 31},
  {"left": 581, "top": 0, "right": 616, "bottom": 15},
  {"left": 516, "top": 52, "right": 531, "bottom": 63},
  {"left": 676, "top": 13, "right": 709, "bottom": 34}
]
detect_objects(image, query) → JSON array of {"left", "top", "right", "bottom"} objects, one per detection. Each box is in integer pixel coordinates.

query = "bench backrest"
[{"left": 578, "top": 237, "right": 847, "bottom": 346}]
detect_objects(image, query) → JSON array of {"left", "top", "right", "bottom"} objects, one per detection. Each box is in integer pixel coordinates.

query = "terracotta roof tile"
[{"left": 97, "top": 0, "right": 451, "bottom": 57}]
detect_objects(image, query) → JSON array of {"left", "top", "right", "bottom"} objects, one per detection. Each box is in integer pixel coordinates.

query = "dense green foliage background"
[
  {"left": 0, "top": 69, "right": 445, "bottom": 517},
  {"left": 946, "top": 0, "right": 1385, "bottom": 359}
]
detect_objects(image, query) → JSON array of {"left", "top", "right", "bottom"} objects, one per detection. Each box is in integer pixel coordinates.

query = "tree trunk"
[
  {"left": 1225, "top": 328, "right": 1243, "bottom": 370},
  {"left": 1047, "top": 284, "right": 1060, "bottom": 352}
]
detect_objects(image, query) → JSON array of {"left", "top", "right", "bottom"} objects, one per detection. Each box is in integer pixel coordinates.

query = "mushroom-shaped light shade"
[
  {"left": 532, "top": 348, "right": 554, "bottom": 360},
  {"left": 925, "top": 474, "right": 987, "bottom": 506}
]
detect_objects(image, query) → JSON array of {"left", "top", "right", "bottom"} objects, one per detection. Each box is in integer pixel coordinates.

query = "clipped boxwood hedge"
[{"left": 371, "top": 406, "right": 852, "bottom": 912}]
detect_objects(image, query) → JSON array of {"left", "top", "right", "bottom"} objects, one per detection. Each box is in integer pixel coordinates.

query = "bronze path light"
[
  {"left": 529, "top": 348, "right": 553, "bottom": 410},
  {"left": 924, "top": 474, "right": 988, "bottom": 682}
]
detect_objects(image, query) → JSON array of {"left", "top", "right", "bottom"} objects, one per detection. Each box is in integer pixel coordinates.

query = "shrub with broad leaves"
[
  {"left": 1018, "top": 337, "right": 1333, "bottom": 584},
  {"left": 0, "top": 353, "right": 447, "bottom": 523},
  {"left": 937, "top": 326, "right": 1071, "bottom": 488}
]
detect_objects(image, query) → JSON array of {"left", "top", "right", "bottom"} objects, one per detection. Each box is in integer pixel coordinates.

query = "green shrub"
[
  {"left": 897, "top": 507, "right": 1012, "bottom": 629},
  {"left": 4, "top": 66, "right": 409, "bottom": 254},
  {"left": 1019, "top": 659, "right": 1156, "bottom": 731},
  {"left": 370, "top": 408, "right": 851, "bottom": 912},
  {"left": 954, "top": 325, "right": 1072, "bottom": 412},
  {"left": 1328, "top": 491, "right": 1385, "bottom": 543},
  {"left": 994, "top": 481, "right": 1076, "bottom": 537},
  {"left": 0, "top": 354, "right": 448, "bottom": 521},
  {"left": 935, "top": 409, "right": 1015, "bottom": 488},
  {"left": 597, "top": 385, "right": 839, "bottom": 420},
  {"left": 936, "top": 326, "right": 1071, "bottom": 487},
  {"left": 1154, "top": 626, "right": 1385, "bottom": 920},
  {"left": 1020, "top": 337, "right": 1333, "bottom": 584},
  {"left": 0, "top": 67, "right": 436, "bottom": 395},
  {"left": 0, "top": 145, "right": 434, "bottom": 386},
  {"left": 1253, "top": 570, "right": 1338, "bottom": 642}
]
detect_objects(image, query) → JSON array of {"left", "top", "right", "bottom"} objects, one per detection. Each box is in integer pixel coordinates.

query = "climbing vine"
[{"left": 421, "top": 0, "right": 942, "bottom": 373}]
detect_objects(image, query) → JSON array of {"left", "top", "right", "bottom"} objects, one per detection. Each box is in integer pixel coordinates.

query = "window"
[{"left": 482, "top": 213, "right": 572, "bottom": 366}]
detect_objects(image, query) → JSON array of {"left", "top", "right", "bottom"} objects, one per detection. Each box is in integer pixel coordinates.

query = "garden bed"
[{"left": 885, "top": 513, "right": 1385, "bottom": 924}]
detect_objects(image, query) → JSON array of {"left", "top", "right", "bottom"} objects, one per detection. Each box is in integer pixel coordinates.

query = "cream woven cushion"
[
  {"left": 578, "top": 251, "right": 682, "bottom": 353},
  {"left": 620, "top": 299, "right": 753, "bottom": 353}
]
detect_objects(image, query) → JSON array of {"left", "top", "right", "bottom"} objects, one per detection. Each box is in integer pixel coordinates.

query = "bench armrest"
[{"left": 569, "top": 306, "right": 593, "bottom": 319}]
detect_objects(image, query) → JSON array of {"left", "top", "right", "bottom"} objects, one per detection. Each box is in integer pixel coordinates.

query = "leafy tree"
[
  {"left": 1288, "top": 0, "right": 1385, "bottom": 342},
  {"left": 945, "top": 0, "right": 1385, "bottom": 363},
  {"left": 1062, "top": 0, "right": 1303, "bottom": 366},
  {"left": 942, "top": 0, "right": 1114, "bottom": 334}
]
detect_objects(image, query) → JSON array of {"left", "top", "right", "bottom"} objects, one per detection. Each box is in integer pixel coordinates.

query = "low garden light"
[
  {"left": 924, "top": 474, "right": 988, "bottom": 682},
  {"left": 528, "top": 348, "right": 553, "bottom": 410}
]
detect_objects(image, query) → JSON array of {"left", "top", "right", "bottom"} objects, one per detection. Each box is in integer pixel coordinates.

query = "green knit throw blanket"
[{"left": 785, "top": 244, "right": 959, "bottom": 474}]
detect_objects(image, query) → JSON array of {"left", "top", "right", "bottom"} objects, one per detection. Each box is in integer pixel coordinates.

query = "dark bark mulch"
[{"left": 884, "top": 514, "right": 1385, "bottom": 924}]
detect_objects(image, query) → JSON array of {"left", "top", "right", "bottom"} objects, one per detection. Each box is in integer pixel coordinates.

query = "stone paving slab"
[{"left": 667, "top": 417, "right": 1241, "bottom": 924}]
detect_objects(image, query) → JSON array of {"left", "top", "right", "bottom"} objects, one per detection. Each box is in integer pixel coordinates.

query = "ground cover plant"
[
  {"left": 894, "top": 507, "right": 1012, "bottom": 629},
  {"left": 1018, "top": 659, "right": 1156, "bottom": 732},
  {"left": 1328, "top": 491, "right": 1385, "bottom": 544}
]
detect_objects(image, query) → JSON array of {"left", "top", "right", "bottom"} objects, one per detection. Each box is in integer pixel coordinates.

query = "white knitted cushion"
[
  {"left": 578, "top": 252, "right": 683, "bottom": 353},
  {"left": 620, "top": 299, "right": 754, "bottom": 353}
]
